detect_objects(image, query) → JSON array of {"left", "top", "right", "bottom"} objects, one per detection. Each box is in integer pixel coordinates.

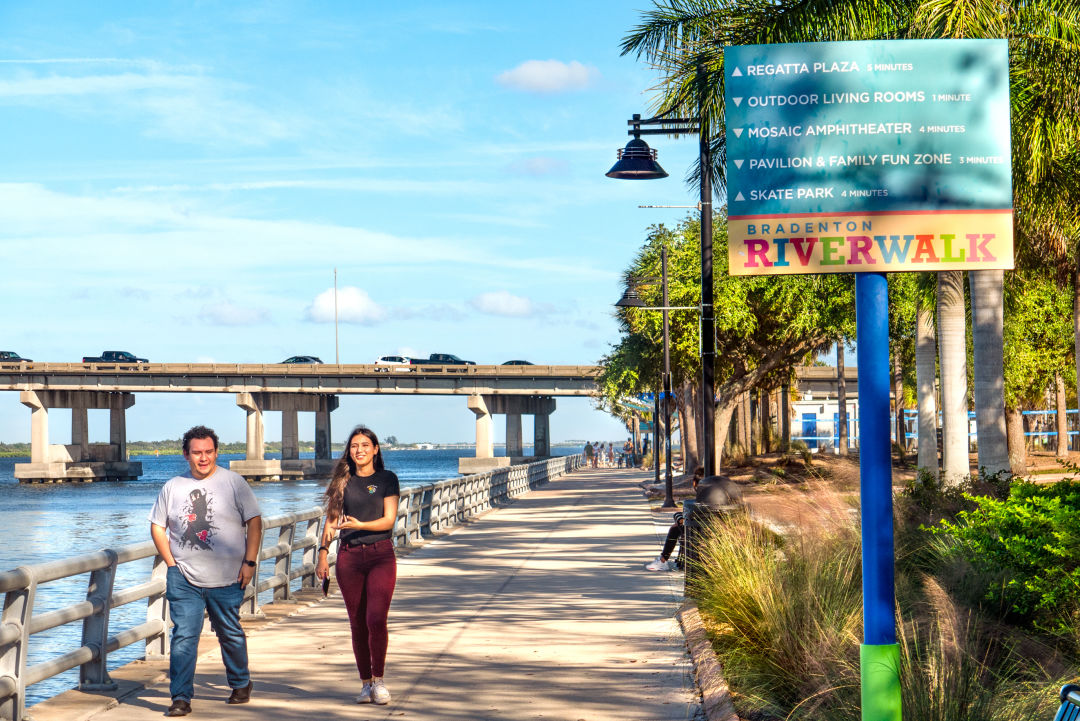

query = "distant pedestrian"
[
  {"left": 591, "top": 441, "right": 600, "bottom": 468},
  {"left": 317, "top": 426, "right": 400, "bottom": 705},
  {"left": 149, "top": 425, "right": 262, "bottom": 717},
  {"left": 584, "top": 441, "right": 594, "bottom": 466},
  {"left": 606, "top": 444, "right": 614, "bottom": 467}
]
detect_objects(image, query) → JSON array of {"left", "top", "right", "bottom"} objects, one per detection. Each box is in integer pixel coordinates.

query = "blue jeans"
[{"left": 165, "top": 566, "right": 249, "bottom": 702}]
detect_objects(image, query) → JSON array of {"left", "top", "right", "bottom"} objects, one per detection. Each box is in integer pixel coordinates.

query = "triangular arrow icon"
[
  {"left": 733, "top": 97, "right": 743, "bottom": 106},
  {"left": 735, "top": 192, "right": 745, "bottom": 201},
  {"left": 734, "top": 159, "right": 744, "bottom": 169},
  {"left": 732, "top": 67, "right": 742, "bottom": 77},
  {"left": 734, "top": 128, "right": 743, "bottom": 138}
]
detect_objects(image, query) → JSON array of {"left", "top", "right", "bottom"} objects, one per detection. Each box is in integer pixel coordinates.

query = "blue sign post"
[{"left": 724, "top": 39, "right": 1013, "bottom": 720}]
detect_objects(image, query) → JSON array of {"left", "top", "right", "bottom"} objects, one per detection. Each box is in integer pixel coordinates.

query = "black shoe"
[
  {"left": 226, "top": 682, "right": 252, "bottom": 704},
  {"left": 166, "top": 698, "right": 191, "bottom": 716}
]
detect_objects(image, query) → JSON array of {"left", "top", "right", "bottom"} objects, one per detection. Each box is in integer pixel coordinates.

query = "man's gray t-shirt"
[{"left": 148, "top": 467, "right": 261, "bottom": 588}]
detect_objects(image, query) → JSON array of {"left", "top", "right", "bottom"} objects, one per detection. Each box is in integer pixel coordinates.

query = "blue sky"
[{"left": 0, "top": 1, "right": 705, "bottom": 445}]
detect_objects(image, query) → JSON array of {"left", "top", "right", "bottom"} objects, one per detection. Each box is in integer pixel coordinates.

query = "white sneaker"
[
  {"left": 645, "top": 556, "right": 668, "bottom": 571},
  {"left": 356, "top": 683, "right": 372, "bottom": 704},
  {"left": 371, "top": 679, "right": 391, "bottom": 705}
]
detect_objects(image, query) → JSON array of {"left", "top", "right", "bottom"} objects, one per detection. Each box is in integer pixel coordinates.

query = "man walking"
[{"left": 150, "top": 425, "right": 262, "bottom": 717}]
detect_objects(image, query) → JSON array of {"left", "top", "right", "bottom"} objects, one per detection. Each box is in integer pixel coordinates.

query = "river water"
[{"left": 0, "top": 447, "right": 577, "bottom": 705}]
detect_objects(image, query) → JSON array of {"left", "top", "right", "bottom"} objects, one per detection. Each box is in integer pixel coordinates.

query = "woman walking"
[{"left": 316, "top": 427, "right": 399, "bottom": 705}]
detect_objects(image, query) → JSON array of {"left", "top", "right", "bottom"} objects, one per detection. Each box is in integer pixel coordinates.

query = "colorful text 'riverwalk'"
[{"left": 729, "top": 210, "right": 1013, "bottom": 275}]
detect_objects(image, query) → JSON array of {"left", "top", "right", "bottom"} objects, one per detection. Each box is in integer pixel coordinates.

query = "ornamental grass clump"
[
  {"left": 687, "top": 509, "right": 863, "bottom": 719},
  {"left": 689, "top": 497, "right": 1076, "bottom": 721}
]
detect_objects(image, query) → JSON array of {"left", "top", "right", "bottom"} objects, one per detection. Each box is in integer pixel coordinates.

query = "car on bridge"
[
  {"left": 502, "top": 360, "right": 533, "bottom": 365},
  {"left": 375, "top": 355, "right": 413, "bottom": 371},
  {"left": 0, "top": 351, "right": 31, "bottom": 362},
  {"left": 410, "top": 353, "right": 476, "bottom": 366},
  {"left": 82, "top": 351, "right": 148, "bottom": 364},
  {"left": 280, "top": 355, "right": 323, "bottom": 364}
]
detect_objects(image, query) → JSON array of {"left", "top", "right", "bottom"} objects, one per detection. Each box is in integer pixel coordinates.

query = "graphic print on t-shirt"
[{"left": 179, "top": 488, "right": 216, "bottom": 550}]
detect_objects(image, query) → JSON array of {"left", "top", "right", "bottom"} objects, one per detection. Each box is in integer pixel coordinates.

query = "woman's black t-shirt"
[{"left": 340, "top": 469, "right": 400, "bottom": 546}]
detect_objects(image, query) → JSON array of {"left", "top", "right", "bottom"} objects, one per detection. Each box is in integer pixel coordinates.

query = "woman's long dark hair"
[{"left": 323, "top": 426, "right": 384, "bottom": 519}]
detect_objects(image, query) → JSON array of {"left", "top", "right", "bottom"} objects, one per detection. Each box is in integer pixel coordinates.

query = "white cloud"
[
  {"left": 306, "top": 287, "right": 386, "bottom": 325},
  {"left": 0, "top": 67, "right": 295, "bottom": 146},
  {"left": 496, "top": 60, "right": 598, "bottom": 93},
  {"left": 469, "top": 290, "right": 535, "bottom": 317},
  {"left": 199, "top": 301, "right": 268, "bottom": 326}
]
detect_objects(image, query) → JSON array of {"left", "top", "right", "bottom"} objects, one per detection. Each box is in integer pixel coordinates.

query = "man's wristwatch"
[{"left": 243, "top": 559, "right": 256, "bottom": 568}]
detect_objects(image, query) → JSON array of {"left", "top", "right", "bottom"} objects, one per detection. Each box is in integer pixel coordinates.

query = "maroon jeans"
[{"left": 335, "top": 538, "right": 396, "bottom": 678}]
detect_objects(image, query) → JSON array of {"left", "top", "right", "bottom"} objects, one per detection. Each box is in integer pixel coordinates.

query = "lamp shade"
[
  {"left": 605, "top": 138, "right": 668, "bottom": 179},
  {"left": 615, "top": 287, "right": 647, "bottom": 308}
]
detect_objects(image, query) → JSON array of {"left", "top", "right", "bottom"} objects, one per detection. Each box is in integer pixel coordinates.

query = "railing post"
[
  {"left": 240, "top": 522, "right": 266, "bottom": 619},
  {"left": 145, "top": 555, "right": 169, "bottom": 660},
  {"left": 299, "top": 515, "right": 322, "bottom": 590},
  {"left": 0, "top": 568, "right": 35, "bottom": 721},
  {"left": 79, "top": 549, "right": 119, "bottom": 690},
  {"left": 273, "top": 519, "right": 296, "bottom": 602}
]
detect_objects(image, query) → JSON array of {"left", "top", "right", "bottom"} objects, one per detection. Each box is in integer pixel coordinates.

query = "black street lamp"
[
  {"left": 606, "top": 64, "right": 715, "bottom": 478},
  {"left": 617, "top": 245, "right": 697, "bottom": 510}
]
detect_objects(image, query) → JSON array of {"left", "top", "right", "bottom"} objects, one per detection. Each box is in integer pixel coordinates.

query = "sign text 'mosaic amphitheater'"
[{"left": 724, "top": 39, "right": 1013, "bottom": 276}]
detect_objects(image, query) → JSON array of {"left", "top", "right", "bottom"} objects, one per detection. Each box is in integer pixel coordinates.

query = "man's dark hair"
[{"left": 182, "top": 425, "right": 220, "bottom": 454}]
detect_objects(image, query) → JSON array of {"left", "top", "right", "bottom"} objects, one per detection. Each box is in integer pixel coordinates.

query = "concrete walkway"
[{"left": 32, "top": 467, "right": 703, "bottom": 721}]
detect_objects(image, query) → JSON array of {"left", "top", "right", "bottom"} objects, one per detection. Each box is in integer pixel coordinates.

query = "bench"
[{"left": 1055, "top": 685, "right": 1080, "bottom": 721}]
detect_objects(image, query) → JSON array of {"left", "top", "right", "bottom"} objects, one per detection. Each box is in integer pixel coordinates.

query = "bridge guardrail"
[{"left": 0, "top": 453, "right": 583, "bottom": 721}]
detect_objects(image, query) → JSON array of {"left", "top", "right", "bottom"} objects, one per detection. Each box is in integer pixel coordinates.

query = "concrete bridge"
[
  {"left": 9, "top": 463, "right": 705, "bottom": 721},
  {"left": 0, "top": 363, "right": 600, "bottom": 483}
]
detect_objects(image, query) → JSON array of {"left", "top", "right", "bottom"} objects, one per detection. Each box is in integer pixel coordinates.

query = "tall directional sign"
[{"left": 725, "top": 40, "right": 1013, "bottom": 275}]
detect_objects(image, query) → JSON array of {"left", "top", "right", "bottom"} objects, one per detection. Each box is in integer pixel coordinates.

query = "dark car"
[
  {"left": 0, "top": 351, "right": 31, "bottom": 362},
  {"left": 82, "top": 351, "right": 148, "bottom": 363},
  {"left": 502, "top": 360, "right": 534, "bottom": 365},
  {"left": 412, "top": 353, "right": 476, "bottom": 365},
  {"left": 281, "top": 355, "right": 323, "bottom": 364}
]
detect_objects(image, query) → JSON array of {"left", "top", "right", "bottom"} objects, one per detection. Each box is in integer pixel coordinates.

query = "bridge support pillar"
[
  {"left": 506, "top": 413, "right": 523, "bottom": 457},
  {"left": 231, "top": 393, "right": 338, "bottom": 482},
  {"left": 315, "top": 395, "right": 338, "bottom": 462},
  {"left": 534, "top": 402, "right": 553, "bottom": 457},
  {"left": 282, "top": 410, "right": 299, "bottom": 460},
  {"left": 15, "top": 391, "right": 141, "bottom": 483},
  {"left": 459, "top": 396, "right": 556, "bottom": 474}
]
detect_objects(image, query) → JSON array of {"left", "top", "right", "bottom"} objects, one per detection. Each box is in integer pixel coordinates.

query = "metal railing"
[{"left": 0, "top": 454, "right": 582, "bottom": 721}]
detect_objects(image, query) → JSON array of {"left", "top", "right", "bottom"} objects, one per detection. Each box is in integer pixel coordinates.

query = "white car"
[{"left": 374, "top": 355, "right": 413, "bottom": 371}]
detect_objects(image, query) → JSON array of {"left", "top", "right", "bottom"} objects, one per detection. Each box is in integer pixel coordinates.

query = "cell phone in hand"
[{"left": 322, "top": 576, "right": 330, "bottom": 597}]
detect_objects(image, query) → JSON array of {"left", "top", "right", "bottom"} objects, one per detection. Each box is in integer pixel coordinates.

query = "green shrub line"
[{"left": 688, "top": 471, "right": 1080, "bottom": 721}]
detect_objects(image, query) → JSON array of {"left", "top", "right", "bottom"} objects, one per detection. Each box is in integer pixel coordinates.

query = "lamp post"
[
  {"left": 607, "top": 64, "right": 715, "bottom": 478},
  {"left": 617, "top": 245, "right": 697, "bottom": 510}
]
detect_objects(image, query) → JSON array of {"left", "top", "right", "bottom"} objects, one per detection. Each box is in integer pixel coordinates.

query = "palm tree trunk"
[
  {"left": 1056, "top": 372, "right": 1068, "bottom": 458},
  {"left": 1074, "top": 267, "right": 1080, "bottom": 454},
  {"left": 760, "top": 389, "right": 771, "bottom": 453},
  {"left": 1006, "top": 405, "right": 1027, "bottom": 474},
  {"left": 969, "top": 269, "right": 1010, "bottom": 474},
  {"left": 915, "top": 296, "right": 939, "bottom": 477},
  {"left": 938, "top": 271, "right": 970, "bottom": 484},
  {"left": 837, "top": 343, "right": 848, "bottom": 457},
  {"left": 781, "top": 380, "right": 791, "bottom": 450},
  {"left": 739, "top": 391, "right": 751, "bottom": 454},
  {"left": 893, "top": 352, "right": 906, "bottom": 461}
]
